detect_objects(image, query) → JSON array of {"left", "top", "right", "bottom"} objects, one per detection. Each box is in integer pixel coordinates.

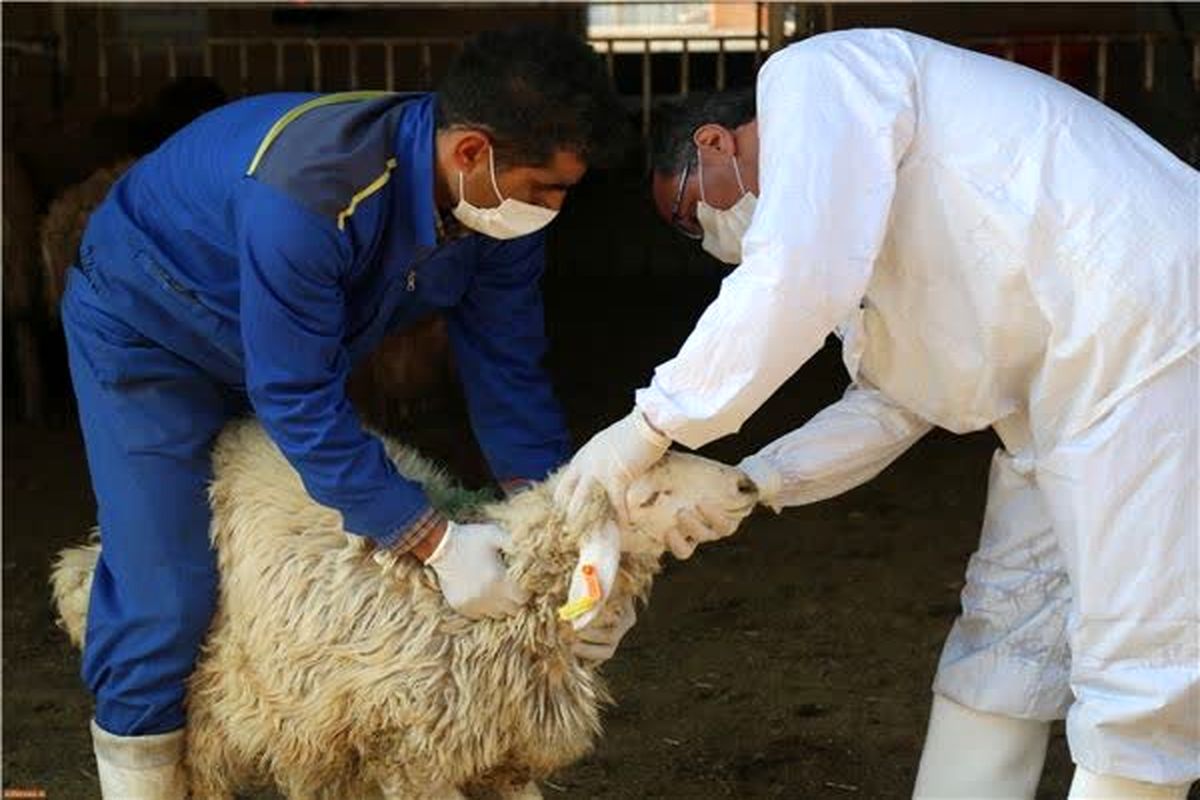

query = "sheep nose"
[{"left": 737, "top": 475, "right": 756, "bottom": 494}]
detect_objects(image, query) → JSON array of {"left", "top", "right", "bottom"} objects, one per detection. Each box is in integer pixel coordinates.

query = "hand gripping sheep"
[{"left": 52, "top": 419, "right": 758, "bottom": 799}]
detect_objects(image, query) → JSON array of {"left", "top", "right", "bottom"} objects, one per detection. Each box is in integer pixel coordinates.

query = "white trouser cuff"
[
  {"left": 1067, "top": 765, "right": 1191, "bottom": 799},
  {"left": 932, "top": 643, "right": 1071, "bottom": 722}
]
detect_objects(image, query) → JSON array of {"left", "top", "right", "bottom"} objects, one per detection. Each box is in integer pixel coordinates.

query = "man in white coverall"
[{"left": 555, "top": 29, "right": 1198, "bottom": 799}]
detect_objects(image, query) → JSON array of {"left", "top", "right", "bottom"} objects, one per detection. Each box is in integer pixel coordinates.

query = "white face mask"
[
  {"left": 696, "top": 153, "right": 757, "bottom": 264},
  {"left": 451, "top": 147, "right": 558, "bottom": 240}
]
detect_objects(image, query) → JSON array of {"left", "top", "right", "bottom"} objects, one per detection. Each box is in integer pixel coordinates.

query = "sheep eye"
[{"left": 638, "top": 491, "right": 660, "bottom": 508}]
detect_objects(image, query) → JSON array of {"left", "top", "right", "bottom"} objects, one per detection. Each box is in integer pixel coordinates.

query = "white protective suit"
[{"left": 636, "top": 29, "right": 1199, "bottom": 785}]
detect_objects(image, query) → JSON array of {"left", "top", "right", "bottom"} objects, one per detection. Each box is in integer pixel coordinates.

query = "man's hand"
[
  {"left": 554, "top": 410, "right": 671, "bottom": 528},
  {"left": 572, "top": 595, "right": 637, "bottom": 663},
  {"left": 424, "top": 521, "right": 529, "bottom": 619},
  {"left": 662, "top": 497, "right": 749, "bottom": 560}
]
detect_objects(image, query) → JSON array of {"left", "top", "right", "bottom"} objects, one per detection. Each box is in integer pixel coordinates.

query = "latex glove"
[
  {"left": 572, "top": 594, "right": 637, "bottom": 663},
  {"left": 663, "top": 500, "right": 747, "bottom": 560},
  {"left": 554, "top": 409, "right": 670, "bottom": 528},
  {"left": 426, "top": 521, "right": 529, "bottom": 619}
]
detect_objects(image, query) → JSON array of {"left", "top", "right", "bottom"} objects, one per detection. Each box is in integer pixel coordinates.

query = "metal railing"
[
  {"left": 96, "top": 35, "right": 466, "bottom": 107},
  {"left": 588, "top": 34, "right": 768, "bottom": 138},
  {"left": 11, "top": 26, "right": 1196, "bottom": 134},
  {"left": 89, "top": 29, "right": 771, "bottom": 142},
  {"left": 959, "top": 32, "right": 1200, "bottom": 101}
]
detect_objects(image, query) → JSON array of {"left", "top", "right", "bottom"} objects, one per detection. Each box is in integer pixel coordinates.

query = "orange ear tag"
[{"left": 557, "top": 564, "right": 603, "bottom": 621}]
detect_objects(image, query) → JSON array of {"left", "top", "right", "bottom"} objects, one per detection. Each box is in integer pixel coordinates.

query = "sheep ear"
[{"left": 560, "top": 519, "right": 621, "bottom": 631}]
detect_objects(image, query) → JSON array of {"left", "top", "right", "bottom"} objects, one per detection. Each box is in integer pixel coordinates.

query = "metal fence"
[
  {"left": 5, "top": 22, "right": 1197, "bottom": 143},
  {"left": 4, "top": 19, "right": 1197, "bottom": 284},
  {"left": 589, "top": 34, "right": 767, "bottom": 138},
  {"left": 78, "top": 28, "right": 1199, "bottom": 131},
  {"left": 96, "top": 35, "right": 466, "bottom": 105},
  {"left": 960, "top": 32, "right": 1199, "bottom": 100}
]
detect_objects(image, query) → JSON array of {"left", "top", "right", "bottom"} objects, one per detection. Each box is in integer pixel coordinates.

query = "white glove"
[
  {"left": 426, "top": 521, "right": 529, "bottom": 619},
  {"left": 555, "top": 409, "right": 670, "bottom": 527},
  {"left": 572, "top": 594, "right": 637, "bottom": 663},
  {"left": 663, "top": 499, "right": 747, "bottom": 560}
]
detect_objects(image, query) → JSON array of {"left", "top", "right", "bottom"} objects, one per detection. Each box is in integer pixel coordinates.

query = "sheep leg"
[{"left": 498, "top": 782, "right": 544, "bottom": 800}]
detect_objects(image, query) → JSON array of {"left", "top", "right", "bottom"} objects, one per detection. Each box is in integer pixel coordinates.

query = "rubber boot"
[
  {"left": 91, "top": 719, "right": 187, "bottom": 799},
  {"left": 1068, "top": 766, "right": 1191, "bottom": 799},
  {"left": 912, "top": 694, "right": 1051, "bottom": 799}
]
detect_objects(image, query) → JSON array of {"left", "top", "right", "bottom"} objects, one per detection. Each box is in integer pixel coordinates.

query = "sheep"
[{"left": 52, "top": 418, "right": 758, "bottom": 799}]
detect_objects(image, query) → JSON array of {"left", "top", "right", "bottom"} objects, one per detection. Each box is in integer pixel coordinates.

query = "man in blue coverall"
[{"left": 63, "top": 27, "right": 629, "bottom": 796}]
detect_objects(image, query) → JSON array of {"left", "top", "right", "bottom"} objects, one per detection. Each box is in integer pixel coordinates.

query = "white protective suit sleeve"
[
  {"left": 636, "top": 37, "right": 916, "bottom": 448},
  {"left": 739, "top": 383, "right": 932, "bottom": 511}
]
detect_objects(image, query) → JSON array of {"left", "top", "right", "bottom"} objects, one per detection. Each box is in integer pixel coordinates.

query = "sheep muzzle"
[{"left": 621, "top": 452, "right": 758, "bottom": 559}]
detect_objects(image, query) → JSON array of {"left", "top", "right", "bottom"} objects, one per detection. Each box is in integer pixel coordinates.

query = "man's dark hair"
[
  {"left": 650, "top": 88, "right": 756, "bottom": 176},
  {"left": 437, "top": 26, "right": 629, "bottom": 168}
]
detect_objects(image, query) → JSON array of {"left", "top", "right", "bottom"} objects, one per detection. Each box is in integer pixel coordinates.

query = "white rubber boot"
[
  {"left": 91, "top": 719, "right": 187, "bottom": 799},
  {"left": 1067, "top": 766, "right": 1191, "bottom": 799},
  {"left": 912, "top": 694, "right": 1051, "bottom": 799}
]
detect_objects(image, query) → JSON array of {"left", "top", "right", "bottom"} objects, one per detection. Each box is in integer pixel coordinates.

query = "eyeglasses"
[{"left": 669, "top": 153, "right": 704, "bottom": 241}]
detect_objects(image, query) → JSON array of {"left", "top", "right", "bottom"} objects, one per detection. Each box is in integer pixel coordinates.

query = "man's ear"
[
  {"left": 448, "top": 129, "right": 492, "bottom": 173},
  {"left": 558, "top": 519, "right": 621, "bottom": 631},
  {"left": 692, "top": 123, "right": 735, "bottom": 158}
]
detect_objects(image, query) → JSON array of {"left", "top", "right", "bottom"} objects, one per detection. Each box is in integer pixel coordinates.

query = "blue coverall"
[{"left": 61, "top": 91, "right": 571, "bottom": 737}]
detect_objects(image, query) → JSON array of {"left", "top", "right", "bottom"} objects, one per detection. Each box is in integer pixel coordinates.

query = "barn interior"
[{"left": 3, "top": 3, "right": 1198, "bottom": 797}]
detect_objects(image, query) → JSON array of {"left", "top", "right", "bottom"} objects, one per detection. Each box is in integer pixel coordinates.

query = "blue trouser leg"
[{"left": 62, "top": 268, "right": 244, "bottom": 737}]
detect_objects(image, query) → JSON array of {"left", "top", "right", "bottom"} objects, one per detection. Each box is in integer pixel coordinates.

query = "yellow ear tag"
[{"left": 557, "top": 564, "right": 603, "bottom": 621}]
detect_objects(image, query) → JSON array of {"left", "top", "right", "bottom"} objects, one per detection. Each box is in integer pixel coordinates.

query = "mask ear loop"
[
  {"left": 457, "top": 170, "right": 467, "bottom": 206},
  {"left": 697, "top": 147, "right": 747, "bottom": 206},
  {"left": 486, "top": 146, "right": 505, "bottom": 204},
  {"left": 731, "top": 154, "right": 748, "bottom": 196}
]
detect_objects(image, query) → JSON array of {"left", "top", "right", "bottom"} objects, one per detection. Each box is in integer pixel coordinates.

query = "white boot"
[
  {"left": 91, "top": 719, "right": 187, "bottom": 799},
  {"left": 912, "top": 694, "right": 1051, "bottom": 799},
  {"left": 1067, "top": 766, "right": 1191, "bottom": 799}
]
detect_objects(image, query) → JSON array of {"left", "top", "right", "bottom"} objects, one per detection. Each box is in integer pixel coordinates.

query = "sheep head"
[
  {"left": 620, "top": 452, "right": 758, "bottom": 560},
  {"left": 554, "top": 452, "right": 758, "bottom": 631}
]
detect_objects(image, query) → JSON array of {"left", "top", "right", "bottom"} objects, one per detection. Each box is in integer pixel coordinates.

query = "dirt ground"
[{"left": 1, "top": 279, "right": 1186, "bottom": 800}]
